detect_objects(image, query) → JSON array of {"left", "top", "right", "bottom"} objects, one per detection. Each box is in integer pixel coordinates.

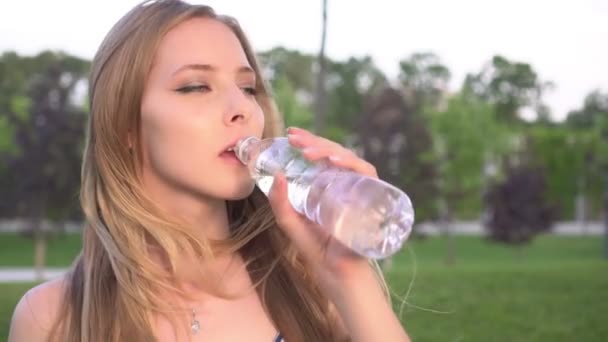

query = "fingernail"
[
  {"left": 302, "top": 147, "right": 315, "bottom": 154},
  {"left": 329, "top": 155, "right": 341, "bottom": 162},
  {"left": 287, "top": 126, "right": 307, "bottom": 134},
  {"left": 288, "top": 134, "right": 301, "bottom": 141}
]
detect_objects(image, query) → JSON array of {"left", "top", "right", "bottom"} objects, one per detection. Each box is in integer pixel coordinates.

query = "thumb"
[
  {"left": 267, "top": 172, "right": 285, "bottom": 208},
  {"left": 267, "top": 172, "right": 301, "bottom": 228},
  {"left": 267, "top": 172, "right": 329, "bottom": 261}
]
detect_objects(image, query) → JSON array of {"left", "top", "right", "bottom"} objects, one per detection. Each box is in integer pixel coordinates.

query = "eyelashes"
[
  {"left": 242, "top": 86, "right": 257, "bottom": 96},
  {"left": 175, "top": 84, "right": 257, "bottom": 96},
  {"left": 175, "top": 84, "right": 211, "bottom": 93}
]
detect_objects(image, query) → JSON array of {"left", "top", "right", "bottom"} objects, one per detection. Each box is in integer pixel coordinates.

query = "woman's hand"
[
  {"left": 267, "top": 127, "right": 411, "bottom": 341},
  {"left": 266, "top": 126, "right": 378, "bottom": 289}
]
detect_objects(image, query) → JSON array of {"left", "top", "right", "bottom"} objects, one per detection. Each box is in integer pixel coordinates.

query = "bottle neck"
[{"left": 235, "top": 136, "right": 260, "bottom": 165}]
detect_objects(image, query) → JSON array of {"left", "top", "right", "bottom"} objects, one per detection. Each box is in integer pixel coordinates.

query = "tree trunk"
[
  {"left": 445, "top": 225, "right": 456, "bottom": 266},
  {"left": 576, "top": 176, "right": 588, "bottom": 235},
  {"left": 439, "top": 198, "right": 456, "bottom": 265},
  {"left": 30, "top": 197, "right": 47, "bottom": 282},
  {"left": 314, "top": 0, "right": 328, "bottom": 134},
  {"left": 34, "top": 230, "right": 47, "bottom": 282}
]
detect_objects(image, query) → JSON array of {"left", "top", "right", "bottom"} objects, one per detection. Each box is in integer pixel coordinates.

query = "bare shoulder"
[{"left": 8, "top": 276, "right": 67, "bottom": 342}]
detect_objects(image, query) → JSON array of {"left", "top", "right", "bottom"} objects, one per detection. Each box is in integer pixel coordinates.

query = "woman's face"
[{"left": 139, "top": 17, "right": 264, "bottom": 204}]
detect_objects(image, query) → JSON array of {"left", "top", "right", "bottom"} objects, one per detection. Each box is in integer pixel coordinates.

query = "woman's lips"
[{"left": 219, "top": 150, "right": 241, "bottom": 164}]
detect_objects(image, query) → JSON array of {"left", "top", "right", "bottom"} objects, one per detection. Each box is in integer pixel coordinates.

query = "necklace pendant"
[
  {"left": 191, "top": 318, "right": 201, "bottom": 335},
  {"left": 191, "top": 309, "right": 201, "bottom": 335}
]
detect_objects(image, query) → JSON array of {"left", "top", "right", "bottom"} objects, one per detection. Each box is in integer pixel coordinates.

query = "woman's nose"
[{"left": 222, "top": 87, "right": 250, "bottom": 125}]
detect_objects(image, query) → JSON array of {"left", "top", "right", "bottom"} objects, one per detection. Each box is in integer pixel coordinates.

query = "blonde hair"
[{"left": 48, "top": 1, "right": 355, "bottom": 341}]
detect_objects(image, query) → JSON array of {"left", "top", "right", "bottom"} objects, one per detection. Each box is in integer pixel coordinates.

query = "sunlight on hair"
[{"left": 141, "top": 0, "right": 163, "bottom": 7}]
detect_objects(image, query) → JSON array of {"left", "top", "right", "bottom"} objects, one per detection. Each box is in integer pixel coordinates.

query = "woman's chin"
[{"left": 222, "top": 181, "right": 257, "bottom": 200}]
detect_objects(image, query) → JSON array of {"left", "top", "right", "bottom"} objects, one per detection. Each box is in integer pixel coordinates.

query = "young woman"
[{"left": 9, "top": 1, "right": 410, "bottom": 341}]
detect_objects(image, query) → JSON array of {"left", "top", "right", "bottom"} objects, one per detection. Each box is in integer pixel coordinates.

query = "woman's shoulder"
[{"left": 8, "top": 276, "right": 68, "bottom": 342}]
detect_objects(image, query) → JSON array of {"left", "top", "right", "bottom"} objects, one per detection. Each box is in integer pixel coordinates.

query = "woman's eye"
[
  {"left": 242, "top": 86, "right": 257, "bottom": 96},
  {"left": 176, "top": 84, "right": 210, "bottom": 93}
]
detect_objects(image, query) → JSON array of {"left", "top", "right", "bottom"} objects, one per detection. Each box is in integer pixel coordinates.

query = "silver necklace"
[{"left": 191, "top": 308, "right": 201, "bottom": 335}]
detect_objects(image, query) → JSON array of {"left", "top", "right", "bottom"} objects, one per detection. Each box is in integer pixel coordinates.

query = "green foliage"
[
  {"left": 527, "top": 125, "right": 603, "bottom": 219},
  {"left": 325, "top": 56, "right": 388, "bottom": 139},
  {"left": 429, "top": 94, "right": 512, "bottom": 219},
  {"left": 464, "top": 55, "right": 553, "bottom": 122},
  {"left": 595, "top": 115, "right": 608, "bottom": 167},
  {"left": 0, "top": 50, "right": 90, "bottom": 223},
  {"left": 323, "top": 124, "right": 350, "bottom": 145},
  {"left": 0, "top": 116, "right": 16, "bottom": 157},
  {"left": 0, "top": 46, "right": 603, "bottom": 226},
  {"left": 398, "top": 52, "right": 451, "bottom": 110},
  {"left": 9, "top": 96, "right": 31, "bottom": 123},
  {"left": 272, "top": 74, "right": 313, "bottom": 129},
  {"left": 556, "top": 89, "right": 608, "bottom": 218},
  {"left": 259, "top": 47, "right": 388, "bottom": 144},
  {"left": 258, "top": 47, "right": 315, "bottom": 93},
  {"left": 566, "top": 89, "right": 608, "bottom": 129}
]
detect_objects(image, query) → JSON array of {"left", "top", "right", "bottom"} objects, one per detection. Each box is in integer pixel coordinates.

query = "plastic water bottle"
[{"left": 235, "top": 136, "right": 415, "bottom": 259}]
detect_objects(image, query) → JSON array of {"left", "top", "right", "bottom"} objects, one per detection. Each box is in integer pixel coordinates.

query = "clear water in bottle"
[{"left": 235, "top": 136, "right": 414, "bottom": 259}]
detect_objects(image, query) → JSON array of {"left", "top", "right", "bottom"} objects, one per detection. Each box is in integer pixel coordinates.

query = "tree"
[
  {"left": 602, "top": 119, "right": 608, "bottom": 259},
  {"left": 0, "top": 113, "right": 16, "bottom": 155},
  {"left": 314, "top": 0, "right": 329, "bottom": 135},
  {"left": 565, "top": 89, "right": 608, "bottom": 257},
  {"left": 483, "top": 162, "right": 555, "bottom": 251},
  {"left": 566, "top": 90, "right": 608, "bottom": 129},
  {"left": 0, "top": 50, "right": 89, "bottom": 279},
  {"left": 597, "top": 116, "right": 608, "bottom": 259},
  {"left": 357, "top": 87, "right": 438, "bottom": 223},
  {"left": 258, "top": 46, "right": 315, "bottom": 97},
  {"left": 258, "top": 46, "right": 388, "bottom": 144},
  {"left": 527, "top": 125, "right": 601, "bottom": 221},
  {"left": 272, "top": 74, "right": 314, "bottom": 129},
  {"left": 398, "top": 52, "right": 451, "bottom": 111},
  {"left": 429, "top": 93, "right": 512, "bottom": 263},
  {"left": 325, "top": 56, "right": 388, "bottom": 143},
  {"left": 431, "top": 95, "right": 511, "bottom": 217},
  {"left": 464, "top": 55, "right": 553, "bottom": 123}
]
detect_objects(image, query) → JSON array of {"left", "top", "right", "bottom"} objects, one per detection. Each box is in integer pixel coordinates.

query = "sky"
[{"left": 1, "top": 0, "right": 607, "bottom": 121}]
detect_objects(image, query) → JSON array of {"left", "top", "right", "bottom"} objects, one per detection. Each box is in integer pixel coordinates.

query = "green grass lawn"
[
  {"left": 385, "top": 236, "right": 608, "bottom": 341},
  {"left": 1, "top": 234, "right": 606, "bottom": 341},
  {"left": 0, "top": 233, "right": 81, "bottom": 267}
]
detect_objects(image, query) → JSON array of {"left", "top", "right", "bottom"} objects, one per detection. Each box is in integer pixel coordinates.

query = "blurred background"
[{"left": 1, "top": 0, "right": 607, "bottom": 341}]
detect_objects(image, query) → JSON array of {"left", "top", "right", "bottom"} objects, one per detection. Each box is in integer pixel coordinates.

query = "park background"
[{"left": 1, "top": 0, "right": 607, "bottom": 341}]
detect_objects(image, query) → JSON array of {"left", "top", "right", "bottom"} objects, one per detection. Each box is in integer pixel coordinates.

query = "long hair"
[{"left": 49, "top": 1, "right": 346, "bottom": 341}]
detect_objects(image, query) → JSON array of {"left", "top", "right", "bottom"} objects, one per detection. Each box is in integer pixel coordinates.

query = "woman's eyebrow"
[{"left": 171, "top": 64, "right": 254, "bottom": 76}]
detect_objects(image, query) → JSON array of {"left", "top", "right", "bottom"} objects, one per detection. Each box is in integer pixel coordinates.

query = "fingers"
[
  {"left": 301, "top": 146, "right": 377, "bottom": 178},
  {"left": 285, "top": 126, "right": 314, "bottom": 137},
  {"left": 287, "top": 127, "right": 342, "bottom": 150},
  {"left": 267, "top": 173, "right": 299, "bottom": 227},
  {"left": 326, "top": 153, "right": 378, "bottom": 178},
  {"left": 267, "top": 172, "right": 328, "bottom": 260},
  {"left": 287, "top": 127, "right": 378, "bottom": 178}
]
